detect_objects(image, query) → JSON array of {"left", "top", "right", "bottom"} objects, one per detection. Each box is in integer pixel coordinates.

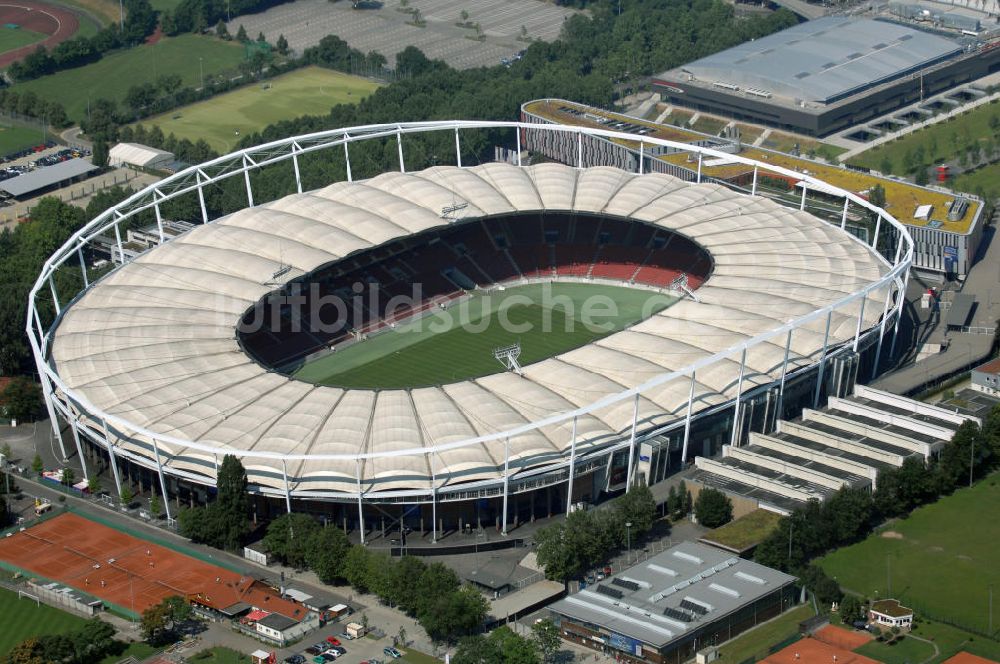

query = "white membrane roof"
[{"left": 51, "top": 163, "right": 890, "bottom": 495}]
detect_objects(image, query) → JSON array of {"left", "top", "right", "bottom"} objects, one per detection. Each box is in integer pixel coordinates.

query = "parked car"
[
  {"left": 326, "top": 637, "right": 342, "bottom": 646},
  {"left": 321, "top": 653, "right": 338, "bottom": 662},
  {"left": 306, "top": 645, "right": 325, "bottom": 656},
  {"left": 384, "top": 647, "right": 403, "bottom": 659},
  {"left": 285, "top": 656, "right": 306, "bottom": 664},
  {"left": 312, "top": 657, "right": 325, "bottom": 664},
  {"left": 330, "top": 646, "right": 347, "bottom": 655},
  {"left": 339, "top": 632, "right": 355, "bottom": 640}
]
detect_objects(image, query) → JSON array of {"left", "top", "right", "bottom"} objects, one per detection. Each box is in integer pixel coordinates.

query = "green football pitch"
[
  {"left": 136, "top": 66, "right": 381, "bottom": 154},
  {"left": 0, "top": 586, "right": 88, "bottom": 653},
  {"left": 294, "top": 282, "right": 678, "bottom": 389},
  {"left": 819, "top": 475, "right": 1000, "bottom": 636}
]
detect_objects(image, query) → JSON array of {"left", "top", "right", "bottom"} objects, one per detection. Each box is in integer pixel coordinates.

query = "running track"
[{"left": 0, "top": 1, "right": 79, "bottom": 69}]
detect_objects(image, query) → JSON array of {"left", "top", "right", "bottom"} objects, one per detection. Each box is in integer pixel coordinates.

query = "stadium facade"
[
  {"left": 653, "top": 17, "right": 1000, "bottom": 136},
  {"left": 29, "top": 122, "right": 912, "bottom": 538}
]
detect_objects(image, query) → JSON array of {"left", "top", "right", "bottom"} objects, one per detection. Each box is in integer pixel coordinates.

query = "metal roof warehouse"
[
  {"left": 548, "top": 541, "right": 797, "bottom": 664},
  {"left": 0, "top": 159, "right": 98, "bottom": 199}
]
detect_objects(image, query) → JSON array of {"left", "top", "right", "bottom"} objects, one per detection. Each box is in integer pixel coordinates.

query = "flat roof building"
[
  {"left": 0, "top": 159, "right": 98, "bottom": 200},
  {"left": 547, "top": 541, "right": 797, "bottom": 664},
  {"left": 653, "top": 17, "right": 1000, "bottom": 136}
]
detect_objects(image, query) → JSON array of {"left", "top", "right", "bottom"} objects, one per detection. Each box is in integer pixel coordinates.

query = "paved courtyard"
[{"left": 228, "top": 0, "right": 579, "bottom": 69}]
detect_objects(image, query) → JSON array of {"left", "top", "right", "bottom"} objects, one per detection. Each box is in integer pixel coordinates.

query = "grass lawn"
[
  {"left": 849, "top": 99, "right": 1000, "bottom": 174},
  {"left": 716, "top": 604, "right": 815, "bottom": 664},
  {"left": 951, "top": 162, "right": 1000, "bottom": 201},
  {"left": 820, "top": 476, "right": 1000, "bottom": 636},
  {"left": 97, "top": 641, "right": 158, "bottom": 664},
  {"left": 691, "top": 115, "right": 727, "bottom": 137},
  {"left": 761, "top": 131, "right": 846, "bottom": 161},
  {"left": 0, "top": 123, "right": 47, "bottom": 155},
  {"left": 293, "top": 283, "right": 677, "bottom": 388},
  {"left": 12, "top": 34, "right": 246, "bottom": 122},
  {"left": 189, "top": 647, "right": 252, "bottom": 664},
  {"left": 136, "top": 66, "right": 380, "bottom": 153},
  {"left": 0, "top": 26, "right": 47, "bottom": 53},
  {"left": 700, "top": 509, "right": 782, "bottom": 553},
  {"left": 855, "top": 633, "right": 937, "bottom": 663},
  {"left": 0, "top": 586, "right": 89, "bottom": 653}
]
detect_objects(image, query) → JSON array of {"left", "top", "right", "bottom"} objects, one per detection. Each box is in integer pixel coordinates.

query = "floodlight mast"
[{"left": 494, "top": 342, "right": 523, "bottom": 375}]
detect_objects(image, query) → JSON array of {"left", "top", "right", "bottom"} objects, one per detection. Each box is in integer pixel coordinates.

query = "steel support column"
[
  {"left": 776, "top": 328, "right": 793, "bottom": 419},
  {"left": 243, "top": 161, "right": 254, "bottom": 207},
  {"left": 501, "top": 438, "right": 510, "bottom": 535},
  {"left": 102, "top": 419, "right": 123, "bottom": 498},
  {"left": 396, "top": 129, "right": 405, "bottom": 173},
  {"left": 292, "top": 151, "right": 302, "bottom": 194},
  {"left": 49, "top": 276, "right": 60, "bottom": 315},
  {"left": 625, "top": 393, "right": 640, "bottom": 488},
  {"left": 516, "top": 128, "right": 522, "bottom": 167},
  {"left": 751, "top": 166, "right": 758, "bottom": 196},
  {"left": 871, "top": 282, "right": 896, "bottom": 380},
  {"left": 853, "top": 296, "right": 867, "bottom": 352},
  {"left": 813, "top": 309, "right": 833, "bottom": 408},
  {"left": 114, "top": 223, "right": 124, "bottom": 263},
  {"left": 281, "top": 459, "right": 293, "bottom": 514},
  {"left": 566, "top": 416, "right": 577, "bottom": 515},
  {"left": 151, "top": 438, "right": 172, "bottom": 521},
  {"left": 356, "top": 459, "right": 365, "bottom": 545},
  {"left": 729, "top": 347, "right": 747, "bottom": 448},
  {"left": 841, "top": 198, "right": 849, "bottom": 230},
  {"left": 638, "top": 141, "right": 644, "bottom": 174},
  {"left": 197, "top": 183, "right": 208, "bottom": 224},
  {"left": 889, "top": 269, "right": 910, "bottom": 360},
  {"left": 344, "top": 135, "right": 353, "bottom": 182},
  {"left": 800, "top": 185, "right": 807, "bottom": 211},
  {"left": 577, "top": 131, "right": 583, "bottom": 169},
  {"left": 69, "top": 421, "right": 88, "bottom": 480},
  {"left": 455, "top": 128, "right": 462, "bottom": 168},
  {"left": 154, "top": 203, "right": 164, "bottom": 243},
  {"left": 681, "top": 371, "right": 697, "bottom": 463},
  {"left": 696, "top": 153, "right": 703, "bottom": 183},
  {"left": 77, "top": 245, "right": 88, "bottom": 288}
]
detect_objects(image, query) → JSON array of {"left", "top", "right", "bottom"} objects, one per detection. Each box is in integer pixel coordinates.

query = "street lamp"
[
  {"left": 199, "top": 57, "right": 204, "bottom": 90},
  {"left": 625, "top": 521, "right": 632, "bottom": 563}
]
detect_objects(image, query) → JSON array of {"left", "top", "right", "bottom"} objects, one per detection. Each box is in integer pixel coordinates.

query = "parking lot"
[
  {"left": 274, "top": 622, "right": 419, "bottom": 664},
  {"left": 227, "top": 0, "right": 579, "bottom": 69}
]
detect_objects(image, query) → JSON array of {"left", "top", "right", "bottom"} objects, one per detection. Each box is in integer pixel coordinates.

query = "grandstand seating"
[{"left": 238, "top": 212, "right": 712, "bottom": 368}]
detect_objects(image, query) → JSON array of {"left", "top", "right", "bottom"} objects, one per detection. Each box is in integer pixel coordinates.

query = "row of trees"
[
  {"left": 452, "top": 621, "right": 561, "bottom": 664},
  {"left": 754, "top": 409, "right": 1000, "bottom": 603},
  {"left": 2, "top": 617, "right": 117, "bottom": 664},
  {"left": 8, "top": 0, "right": 157, "bottom": 81},
  {"left": 534, "top": 484, "right": 657, "bottom": 582},
  {"left": 262, "top": 512, "right": 488, "bottom": 643},
  {"left": 160, "top": 0, "right": 294, "bottom": 37},
  {"left": 0, "top": 90, "right": 70, "bottom": 129},
  {"left": 140, "top": 595, "right": 193, "bottom": 645},
  {"left": 177, "top": 455, "right": 251, "bottom": 550}
]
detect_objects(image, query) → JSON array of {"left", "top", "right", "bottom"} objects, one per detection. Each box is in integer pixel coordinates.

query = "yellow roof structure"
[{"left": 523, "top": 100, "right": 978, "bottom": 235}]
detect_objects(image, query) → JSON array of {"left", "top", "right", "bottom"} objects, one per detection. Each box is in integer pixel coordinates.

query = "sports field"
[
  {"left": 294, "top": 283, "right": 677, "bottom": 388},
  {"left": 0, "top": 122, "right": 45, "bottom": 155},
  {"left": 13, "top": 34, "right": 246, "bottom": 122},
  {"left": 137, "top": 66, "right": 381, "bottom": 153},
  {"left": 0, "top": 585, "right": 89, "bottom": 654},
  {"left": 0, "top": 26, "right": 47, "bottom": 53},
  {"left": 820, "top": 475, "right": 1000, "bottom": 635}
]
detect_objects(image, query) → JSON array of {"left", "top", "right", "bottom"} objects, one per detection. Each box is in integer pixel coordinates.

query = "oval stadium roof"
[{"left": 50, "top": 163, "right": 890, "bottom": 495}]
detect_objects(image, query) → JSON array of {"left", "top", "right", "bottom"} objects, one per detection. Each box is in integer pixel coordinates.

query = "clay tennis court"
[
  {"left": 0, "top": 1, "right": 79, "bottom": 68},
  {"left": 0, "top": 512, "right": 246, "bottom": 614},
  {"left": 813, "top": 624, "right": 873, "bottom": 650},
  {"left": 760, "top": 636, "right": 880, "bottom": 664}
]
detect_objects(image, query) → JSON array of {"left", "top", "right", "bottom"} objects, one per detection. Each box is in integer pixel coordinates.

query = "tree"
[
  {"left": 418, "top": 584, "right": 488, "bottom": 643},
  {"left": 257, "top": 31, "right": 266, "bottom": 42},
  {"left": 32, "top": 454, "right": 43, "bottom": 476},
  {"left": 532, "top": 618, "right": 560, "bottom": 664},
  {"left": 92, "top": 138, "right": 109, "bottom": 168},
  {"left": 120, "top": 486, "right": 134, "bottom": 506},
  {"left": 62, "top": 467, "right": 75, "bottom": 487},
  {"left": 397, "top": 626, "right": 407, "bottom": 647},
  {"left": 150, "top": 494, "right": 162, "bottom": 517},
  {"left": 1, "top": 377, "right": 42, "bottom": 422},
  {"left": 1, "top": 442, "right": 11, "bottom": 462},
  {"left": 140, "top": 601, "right": 172, "bottom": 644},
  {"left": 615, "top": 484, "right": 657, "bottom": 541},
  {"left": 305, "top": 526, "right": 352, "bottom": 585},
  {"left": 87, "top": 476, "right": 101, "bottom": 494},
  {"left": 460, "top": 8, "right": 469, "bottom": 22},
  {"left": 694, "top": 487, "right": 733, "bottom": 528},
  {"left": 263, "top": 513, "right": 321, "bottom": 568},
  {"left": 666, "top": 485, "right": 678, "bottom": 517},
  {"left": 801, "top": 564, "right": 842, "bottom": 607},
  {"left": 216, "top": 19, "right": 230, "bottom": 39},
  {"left": 276, "top": 34, "right": 289, "bottom": 55},
  {"left": 235, "top": 24, "right": 248, "bottom": 42},
  {"left": 839, "top": 594, "right": 866, "bottom": 624}
]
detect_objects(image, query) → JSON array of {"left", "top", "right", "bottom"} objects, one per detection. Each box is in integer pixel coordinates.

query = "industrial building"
[
  {"left": 547, "top": 541, "right": 798, "bottom": 664},
  {"left": 521, "top": 99, "right": 986, "bottom": 278},
  {"left": 652, "top": 17, "right": 1000, "bottom": 136}
]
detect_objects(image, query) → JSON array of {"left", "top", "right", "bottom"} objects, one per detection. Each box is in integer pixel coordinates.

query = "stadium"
[{"left": 28, "top": 122, "right": 912, "bottom": 538}]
